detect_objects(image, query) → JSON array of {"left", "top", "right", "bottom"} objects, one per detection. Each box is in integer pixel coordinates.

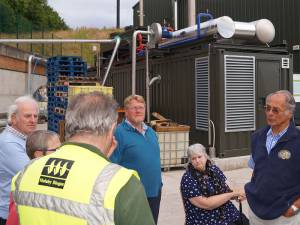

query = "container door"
[{"left": 256, "top": 60, "right": 281, "bottom": 129}]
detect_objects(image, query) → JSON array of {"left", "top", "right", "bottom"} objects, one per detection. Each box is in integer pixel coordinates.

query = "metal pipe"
[
  {"left": 132, "top": 30, "right": 151, "bottom": 94},
  {"left": 187, "top": 0, "right": 196, "bottom": 26},
  {"left": 0, "top": 39, "right": 115, "bottom": 44},
  {"left": 146, "top": 47, "right": 150, "bottom": 123},
  {"left": 27, "top": 55, "right": 34, "bottom": 95},
  {"left": 102, "top": 36, "right": 121, "bottom": 85},
  {"left": 159, "top": 16, "right": 235, "bottom": 49},
  {"left": 116, "top": 0, "right": 120, "bottom": 28},
  {"left": 0, "top": 38, "right": 120, "bottom": 87},
  {"left": 173, "top": 0, "right": 178, "bottom": 30},
  {"left": 27, "top": 55, "right": 46, "bottom": 95},
  {"left": 139, "top": 0, "right": 144, "bottom": 26},
  {"left": 149, "top": 75, "right": 161, "bottom": 86}
]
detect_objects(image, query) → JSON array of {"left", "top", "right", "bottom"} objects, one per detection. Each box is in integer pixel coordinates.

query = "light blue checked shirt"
[{"left": 248, "top": 126, "right": 289, "bottom": 169}]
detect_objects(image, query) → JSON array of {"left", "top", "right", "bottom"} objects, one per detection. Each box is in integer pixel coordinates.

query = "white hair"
[
  {"left": 7, "top": 95, "right": 39, "bottom": 124},
  {"left": 187, "top": 143, "right": 210, "bottom": 162},
  {"left": 65, "top": 91, "right": 118, "bottom": 139}
]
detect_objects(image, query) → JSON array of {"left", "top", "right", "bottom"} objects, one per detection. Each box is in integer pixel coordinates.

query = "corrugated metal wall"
[{"left": 133, "top": 0, "right": 174, "bottom": 27}]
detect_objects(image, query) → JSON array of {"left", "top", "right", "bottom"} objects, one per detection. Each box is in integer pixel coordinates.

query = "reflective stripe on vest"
[{"left": 12, "top": 145, "right": 137, "bottom": 225}]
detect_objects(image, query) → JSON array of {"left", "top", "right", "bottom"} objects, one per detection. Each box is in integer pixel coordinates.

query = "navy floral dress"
[{"left": 180, "top": 165, "right": 240, "bottom": 225}]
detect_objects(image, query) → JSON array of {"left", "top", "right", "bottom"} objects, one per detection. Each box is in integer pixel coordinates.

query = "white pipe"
[
  {"left": 0, "top": 39, "right": 115, "bottom": 44},
  {"left": 146, "top": 47, "right": 150, "bottom": 123},
  {"left": 0, "top": 38, "right": 120, "bottom": 86},
  {"left": 139, "top": 0, "right": 144, "bottom": 26},
  {"left": 149, "top": 75, "right": 161, "bottom": 86},
  {"left": 28, "top": 55, "right": 46, "bottom": 95},
  {"left": 102, "top": 36, "right": 121, "bottom": 85},
  {"left": 27, "top": 55, "right": 34, "bottom": 95},
  {"left": 173, "top": 0, "right": 178, "bottom": 30},
  {"left": 187, "top": 0, "right": 196, "bottom": 26},
  {"left": 132, "top": 30, "right": 151, "bottom": 94}
]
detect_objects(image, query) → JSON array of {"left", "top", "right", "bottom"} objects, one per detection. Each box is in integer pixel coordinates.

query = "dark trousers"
[
  {"left": 0, "top": 217, "right": 6, "bottom": 225},
  {"left": 147, "top": 190, "right": 161, "bottom": 225}
]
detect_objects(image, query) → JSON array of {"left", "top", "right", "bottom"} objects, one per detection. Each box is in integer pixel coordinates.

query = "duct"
[
  {"left": 233, "top": 19, "right": 275, "bottom": 44},
  {"left": 158, "top": 16, "right": 235, "bottom": 48}
]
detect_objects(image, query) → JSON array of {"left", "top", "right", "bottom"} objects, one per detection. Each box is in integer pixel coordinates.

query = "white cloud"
[{"left": 48, "top": 0, "right": 138, "bottom": 28}]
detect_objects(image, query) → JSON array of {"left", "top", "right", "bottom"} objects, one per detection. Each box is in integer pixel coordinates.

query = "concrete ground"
[{"left": 158, "top": 167, "right": 252, "bottom": 225}]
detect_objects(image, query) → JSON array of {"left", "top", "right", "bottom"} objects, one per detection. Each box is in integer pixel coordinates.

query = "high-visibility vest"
[{"left": 11, "top": 144, "right": 138, "bottom": 225}]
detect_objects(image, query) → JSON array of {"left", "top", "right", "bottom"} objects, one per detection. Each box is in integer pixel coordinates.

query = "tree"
[{"left": 0, "top": 0, "right": 16, "bottom": 32}]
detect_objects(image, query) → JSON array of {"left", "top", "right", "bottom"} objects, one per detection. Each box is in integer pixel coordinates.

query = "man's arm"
[
  {"left": 114, "top": 176, "right": 155, "bottom": 225},
  {"left": 3, "top": 142, "right": 29, "bottom": 176}
]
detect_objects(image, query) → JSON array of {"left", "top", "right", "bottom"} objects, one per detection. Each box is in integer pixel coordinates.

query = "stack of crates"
[
  {"left": 47, "top": 56, "right": 113, "bottom": 137},
  {"left": 47, "top": 56, "right": 88, "bottom": 133}
]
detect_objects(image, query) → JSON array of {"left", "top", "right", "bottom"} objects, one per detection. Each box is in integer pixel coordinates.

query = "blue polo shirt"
[
  {"left": 245, "top": 122, "right": 300, "bottom": 219},
  {"left": 0, "top": 126, "right": 29, "bottom": 219},
  {"left": 110, "top": 120, "right": 162, "bottom": 197}
]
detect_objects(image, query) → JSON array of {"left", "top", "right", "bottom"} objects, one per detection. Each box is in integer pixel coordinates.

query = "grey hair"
[
  {"left": 187, "top": 143, "right": 210, "bottom": 162},
  {"left": 26, "top": 130, "right": 59, "bottom": 159},
  {"left": 7, "top": 95, "right": 39, "bottom": 124},
  {"left": 65, "top": 91, "right": 118, "bottom": 139},
  {"left": 266, "top": 90, "right": 296, "bottom": 114}
]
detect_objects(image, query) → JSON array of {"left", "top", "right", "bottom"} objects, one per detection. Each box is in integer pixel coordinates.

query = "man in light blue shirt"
[{"left": 0, "top": 96, "right": 38, "bottom": 224}]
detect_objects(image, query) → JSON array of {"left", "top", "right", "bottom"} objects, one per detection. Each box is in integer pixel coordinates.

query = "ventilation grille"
[
  {"left": 224, "top": 55, "right": 256, "bottom": 132},
  {"left": 281, "top": 58, "right": 290, "bottom": 69},
  {"left": 195, "top": 57, "right": 209, "bottom": 131}
]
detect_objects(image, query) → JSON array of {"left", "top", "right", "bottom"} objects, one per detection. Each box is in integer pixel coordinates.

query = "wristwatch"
[{"left": 291, "top": 204, "right": 300, "bottom": 215}]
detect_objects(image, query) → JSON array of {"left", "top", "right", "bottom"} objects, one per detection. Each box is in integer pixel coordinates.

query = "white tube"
[
  {"left": 187, "top": 0, "right": 196, "bottom": 26},
  {"left": 173, "top": 0, "right": 178, "bottom": 30},
  {"left": 132, "top": 30, "right": 151, "bottom": 94},
  {"left": 102, "top": 36, "right": 121, "bottom": 85}
]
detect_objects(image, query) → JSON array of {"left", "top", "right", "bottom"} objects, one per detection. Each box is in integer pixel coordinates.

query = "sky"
[{"left": 47, "top": 0, "right": 138, "bottom": 29}]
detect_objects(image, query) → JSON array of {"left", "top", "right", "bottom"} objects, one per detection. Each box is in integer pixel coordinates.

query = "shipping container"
[{"left": 104, "top": 41, "right": 292, "bottom": 157}]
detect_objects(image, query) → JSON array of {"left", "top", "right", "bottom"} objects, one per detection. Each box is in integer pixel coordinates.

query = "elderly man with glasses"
[{"left": 245, "top": 90, "right": 300, "bottom": 225}]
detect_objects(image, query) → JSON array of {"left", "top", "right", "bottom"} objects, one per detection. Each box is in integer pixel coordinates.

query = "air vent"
[
  {"left": 281, "top": 58, "right": 290, "bottom": 69},
  {"left": 224, "top": 55, "right": 256, "bottom": 132},
  {"left": 195, "top": 57, "right": 209, "bottom": 131}
]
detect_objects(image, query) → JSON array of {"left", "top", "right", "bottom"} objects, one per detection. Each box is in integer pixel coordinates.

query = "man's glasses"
[
  {"left": 264, "top": 105, "right": 285, "bottom": 114},
  {"left": 128, "top": 106, "right": 145, "bottom": 111}
]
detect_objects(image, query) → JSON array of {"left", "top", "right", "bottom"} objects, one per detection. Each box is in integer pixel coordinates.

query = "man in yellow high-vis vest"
[{"left": 11, "top": 91, "right": 155, "bottom": 225}]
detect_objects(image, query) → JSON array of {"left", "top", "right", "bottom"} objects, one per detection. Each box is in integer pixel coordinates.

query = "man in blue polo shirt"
[
  {"left": 110, "top": 94, "right": 162, "bottom": 224},
  {"left": 0, "top": 96, "right": 39, "bottom": 225},
  {"left": 245, "top": 90, "right": 300, "bottom": 224}
]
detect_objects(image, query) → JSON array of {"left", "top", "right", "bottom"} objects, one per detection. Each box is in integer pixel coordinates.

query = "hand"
[
  {"left": 231, "top": 188, "right": 246, "bottom": 201},
  {"left": 283, "top": 207, "right": 295, "bottom": 217}
]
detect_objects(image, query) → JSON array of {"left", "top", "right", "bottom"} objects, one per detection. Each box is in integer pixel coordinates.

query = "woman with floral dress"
[{"left": 180, "top": 144, "right": 246, "bottom": 225}]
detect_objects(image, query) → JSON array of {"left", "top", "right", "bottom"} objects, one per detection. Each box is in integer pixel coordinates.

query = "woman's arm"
[{"left": 189, "top": 190, "right": 241, "bottom": 210}]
